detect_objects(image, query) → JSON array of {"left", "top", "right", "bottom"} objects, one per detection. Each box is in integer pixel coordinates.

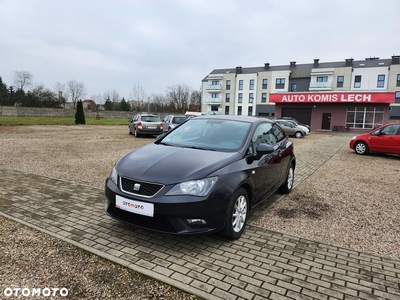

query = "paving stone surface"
[{"left": 1, "top": 133, "right": 399, "bottom": 300}]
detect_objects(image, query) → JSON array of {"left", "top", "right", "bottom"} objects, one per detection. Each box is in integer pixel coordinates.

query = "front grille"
[{"left": 120, "top": 177, "right": 164, "bottom": 198}]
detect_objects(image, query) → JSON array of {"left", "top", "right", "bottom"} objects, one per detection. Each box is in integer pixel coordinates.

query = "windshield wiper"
[{"left": 186, "top": 146, "right": 216, "bottom": 151}]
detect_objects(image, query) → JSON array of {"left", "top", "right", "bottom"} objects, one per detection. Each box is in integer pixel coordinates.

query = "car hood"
[{"left": 116, "top": 143, "right": 242, "bottom": 185}]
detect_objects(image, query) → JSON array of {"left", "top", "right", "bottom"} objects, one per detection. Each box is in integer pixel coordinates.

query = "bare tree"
[
  {"left": 66, "top": 80, "right": 86, "bottom": 108},
  {"left": 130, "top": 82, "right": 146, "bottom": 102},
  {"left": 54, "top": 82, "right": 70, "bottom": 108},
  {"left": 190, "top": 89, "right": 202, "bottom": 107},
  {"left": 13, "top": 70, "right": 32, "bottom": 91},
  {"left": 166, "top": 84, "right": 190, "bottom": 113}
]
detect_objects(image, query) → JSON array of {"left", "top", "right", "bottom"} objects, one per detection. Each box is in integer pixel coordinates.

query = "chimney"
[
  {"left": 391, "top": 55, "right": 400, "bottom": 65},
  {"left": 290, "top": 61, "right": 296, "bottom": 67},
  {"left": 345, "top": 58, "right": 354, "bottom": 67},
  {"left": 236, "top": 66, "right": 242, "bottom": 74},
  {"left": 264, "top": 63, "right": 270, "bottom": 69},
  {"left": 313, "top": 59, "right": 319, "bottom": 67}
]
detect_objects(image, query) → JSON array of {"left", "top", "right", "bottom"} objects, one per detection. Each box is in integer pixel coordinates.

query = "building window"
[
  {"left": 212, "top": 80, "right": 220, "bottom": 86},
  {"left": 226, "top": 80, "right": 231, "bottom": 90},
  {"left": 275, "top": 78, "right": 285, "bottom": 89},
  {"left": 261, "top": 93, "right": 267, "bottom": 103},
  {"left": 237, "top": 106, "right": 242, "bottom": 115},
  {"left": 397, "top": 74, "right": 400, "bottom": 87},
  {"left": 249, "top": 93, "right": 254, "bottom": 103},
  {"left": 337, "top": 76, "right": 344, "bottom": 88},
  {"left": 225, "top": 106, "right": 229, "bottom": 115},
  {"left": 346, "top": 107, "right": 384, "bottom": 129},
  {"left": 262, "top": 79, "right": 268, "bottom": 89},
  {"left": 238, "top": 93, "right": 243, "bottom": 103},
  {"left": 249, "top": 79, "right": 254, "bottom": 90},
  {"left": 377, "top": 75, "right": 385, "bottom": 88},
  {"left": 354, "top": 75, "right": 362, "bottom": 88},
  {"left": 317, "top": 76, "right": 328, "bottom": 82},
  {"left": 290, "top": 83, "right": 297, "bottom": 92},
  {"left": 248, "top": 106, "right": 253, "bottom": 116},
  {"left": 211, "top": 93, "right": 218, "bottom": 98},
  {"left": 239, "top": 80, "right": 243, "bottom": 90},
  {"left": 225, "top": 93, "right": 230, "bottom": 102},
  {"left": 395, "top": 91, "right": 400, "bottom": 104}
]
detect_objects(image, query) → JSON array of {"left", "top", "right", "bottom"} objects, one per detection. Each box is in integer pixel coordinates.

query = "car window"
[
  {"left": 174, "top": 117, "right": 187, "bottom": 124},
  {"left": 247, "top": 123, "right": 276, "bottom": 155},
  {"left": 141, "top": 116, "right": 160, "bottom": 122},
  {"left": 381, "top": 125, "right": 400, "bottom": 135},
  {"left": 271, "top": 124, "right": 286, "bottom": 142}
]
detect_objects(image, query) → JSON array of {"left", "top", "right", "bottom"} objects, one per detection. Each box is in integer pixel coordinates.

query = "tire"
[
  {"left": 134, "top": 127, "right": 140, "bottom": 137},
  {"left": 279, "top": 163, "right": 294, "bottom": 194},
  {"left": 354, "top": 141, "right": 368, "bottom": 155},
  {"left": 220, "top": 188, "right": 249, "bottom": 240},
  {"left": 294, "top": 131, "right": 303, "bottom": 139}
]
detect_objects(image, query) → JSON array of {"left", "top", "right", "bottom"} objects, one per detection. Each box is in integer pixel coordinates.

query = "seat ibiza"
[{"left": 105, "top": 115, "right": 296, "bottom": 240}]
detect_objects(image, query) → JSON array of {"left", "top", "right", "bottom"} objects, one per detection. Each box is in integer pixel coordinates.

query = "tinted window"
[{"left": 141, "top": 116, "right": 159, "bottom": 122}]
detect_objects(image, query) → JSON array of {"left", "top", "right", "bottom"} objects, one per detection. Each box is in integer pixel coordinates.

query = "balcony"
[
  {"left": 204, "top": 98, "right": 222, "bottom": 104},
  {"left": 205, "top": 84, "right": 222, "bottom": 91},
  {"left": 309, "top": 81, "right": 332, "bottom": 90}
]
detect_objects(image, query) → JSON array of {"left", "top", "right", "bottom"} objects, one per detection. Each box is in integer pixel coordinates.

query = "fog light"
[{"left": 186, "top": 219, "right": 207, "bottom": 225}]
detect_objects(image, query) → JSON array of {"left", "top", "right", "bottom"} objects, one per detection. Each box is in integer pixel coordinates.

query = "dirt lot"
[{"left": 0, "top": 125, "right": 399, "bottom": 299}]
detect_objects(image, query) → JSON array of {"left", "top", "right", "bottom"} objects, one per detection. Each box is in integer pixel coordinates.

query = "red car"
[{"left": 350, "top": 122, "right": 400, "bottom": 155}]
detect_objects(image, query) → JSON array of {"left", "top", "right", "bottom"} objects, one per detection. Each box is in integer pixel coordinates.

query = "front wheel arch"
[
  {"left": 354, "top": 141, "right": 369, "bottom": 155},
  {"left": 220, "top": 187, "right": 249, "bottom": 240}
]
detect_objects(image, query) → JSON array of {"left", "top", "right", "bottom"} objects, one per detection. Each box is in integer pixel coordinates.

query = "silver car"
[
  {"left": 275, "top": 120, "right": 306, "bottom": 138},
  {"left": 162, "top": 115, "right": 188, "bottom": 132},
  {"left": 129, "top": 114, "right": 163, "bottom": 137}
]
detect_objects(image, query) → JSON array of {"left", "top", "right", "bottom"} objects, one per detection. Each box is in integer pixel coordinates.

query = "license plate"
[
  {"left": 115, "top": 195, "right": 154, "bottom": 217},
  {"left": 147, "top": 126, "right": 157, "bottom": 129}
]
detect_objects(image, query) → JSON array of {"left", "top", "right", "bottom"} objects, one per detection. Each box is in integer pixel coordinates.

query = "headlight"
[
  {"left": 166, "top": 176, "right": 218, "bottom": 196},
  {"left": 110, "top": 166, "right": 118, "bottom": 185}
]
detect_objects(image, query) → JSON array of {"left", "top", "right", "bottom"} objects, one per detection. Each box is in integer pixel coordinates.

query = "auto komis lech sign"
[{"left": 269, "top": 92, "right": 395, "bottom": 103}]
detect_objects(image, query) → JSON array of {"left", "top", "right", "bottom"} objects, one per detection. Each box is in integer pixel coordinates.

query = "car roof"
[{"left": 191, "top": 115, "right": 273, "bottom": 124}]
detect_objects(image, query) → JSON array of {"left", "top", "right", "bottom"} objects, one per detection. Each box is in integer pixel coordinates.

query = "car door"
[
  {"left": 249, "top": 122, "right": 283, "bottom": 204},
  {"left": 394, "top": 126, "right": 400, "bottom": 154},
  {"left": 369, "top": 124, "right": 399, "bottom": 153},
  {"left": 278, "top": 120, "right": 294, "bottom": 136},
  {"left": 162, "top": 115, "right": 171, "bottom": 132}
]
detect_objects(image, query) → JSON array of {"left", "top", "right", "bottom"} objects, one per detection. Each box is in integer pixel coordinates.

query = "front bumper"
[{"left": 104, "top": 178, "right": 233, "bottom": 235}]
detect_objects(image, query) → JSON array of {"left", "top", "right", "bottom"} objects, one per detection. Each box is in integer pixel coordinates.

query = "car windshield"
[
  {"left": 159, "top": 118, "right": 252, "bottom": 151},
  {"left": 141, "top": 116, "right": 159, "bottom": 122}
]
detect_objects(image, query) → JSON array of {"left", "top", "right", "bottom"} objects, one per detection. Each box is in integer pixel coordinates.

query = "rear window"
[
  {"left": 141, "top": 116, "right": 159, "bottom": 122},
  {"left": 173, "top": 117, "right": 188, "bottom": 124}
]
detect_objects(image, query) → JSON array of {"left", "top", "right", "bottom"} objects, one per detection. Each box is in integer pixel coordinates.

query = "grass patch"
[{"left": 0, "top": 116, "right": 129, "bottom": 126}]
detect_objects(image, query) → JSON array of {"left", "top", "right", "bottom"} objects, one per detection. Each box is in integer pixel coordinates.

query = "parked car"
[
  {"left": 275, "top": 119, "right": 306, "bottom": 138},
  {"left": 350, "top": 122, "right": 400, "bottom": 155},
  {"left": 281, "top": 117, "right": 310, "bottom": 130},
  {"left": 277, "top": 119, "right": 309, "bottom": 135},
  {"left": 105, "top": 115, "right": 296, "bottom": 240},
  {"left": 162, "top": 115, "right": 188, "bottom": 132},
  {"left": 128, "top": 114, "right": 163, "bottom": 137}
]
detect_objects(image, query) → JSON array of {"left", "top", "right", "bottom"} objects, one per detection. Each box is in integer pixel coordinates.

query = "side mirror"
[{"left": 255, "top": 143, "right": 274, "bottom": 160}]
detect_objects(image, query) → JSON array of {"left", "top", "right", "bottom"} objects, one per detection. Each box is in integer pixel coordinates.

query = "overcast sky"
[{"left": 1, "top": 0, "right": 399, "bottom": 102}]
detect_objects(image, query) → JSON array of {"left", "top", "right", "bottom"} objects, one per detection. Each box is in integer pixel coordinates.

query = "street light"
[{"left": 147, "top": 97, "right": 150, "bottom": 113}]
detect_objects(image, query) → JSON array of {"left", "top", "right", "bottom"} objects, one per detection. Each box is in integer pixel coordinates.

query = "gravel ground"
[{"left": 0, "top": 125, "right": 399, "bottom": 299}]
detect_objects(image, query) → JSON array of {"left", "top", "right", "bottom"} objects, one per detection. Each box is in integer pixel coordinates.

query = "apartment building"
[{"left": 201, "top": 55, "right": 400, "bottom": 132}]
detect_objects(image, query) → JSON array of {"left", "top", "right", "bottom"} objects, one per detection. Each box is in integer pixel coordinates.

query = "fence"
[{"left": 0, "top": 106, "right": 140, "bottom": 119}]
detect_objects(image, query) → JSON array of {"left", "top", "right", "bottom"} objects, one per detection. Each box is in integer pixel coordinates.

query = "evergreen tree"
[
  {"left": 104, "top": 97, "right": 113, "bottom": 110},
  {"left": 75, "top": 100, "right": 86, "bottom": 124},
  {"left": 119, "top": 97, "right": 131, "bottom": 111}
]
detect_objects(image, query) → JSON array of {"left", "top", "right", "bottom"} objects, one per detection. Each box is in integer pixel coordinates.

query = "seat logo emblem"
[{"left": 134, "top": 183, "right": 141, "bottom": 191}]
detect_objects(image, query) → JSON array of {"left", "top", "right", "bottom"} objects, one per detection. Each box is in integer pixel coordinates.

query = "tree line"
[{"left": 0, "top": 71, "right": 202, "bottom": 114}]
